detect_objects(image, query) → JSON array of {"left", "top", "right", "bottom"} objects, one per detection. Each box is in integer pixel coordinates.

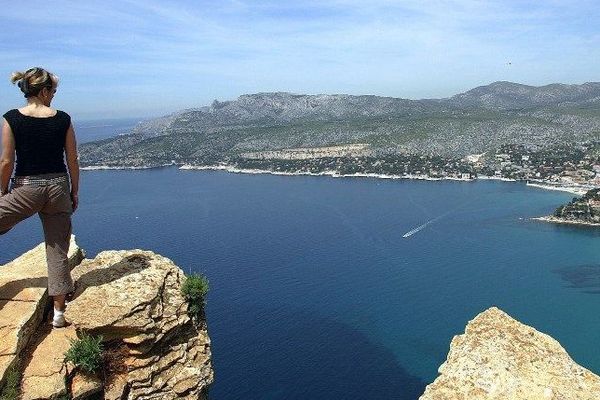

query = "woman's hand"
[{"left": 71, "top": 191, "right": 79, "bottom": 212}]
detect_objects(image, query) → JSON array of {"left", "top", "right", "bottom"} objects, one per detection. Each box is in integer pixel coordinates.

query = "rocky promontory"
[
  {"left": 546, "top": 188, "right": 600, "bottom": 226},
  {"left": 419, "top": 307, "right": 600, "bottom": 399},
  {"left": 0, "top": 237, "right": 213, "bottom": 399}
]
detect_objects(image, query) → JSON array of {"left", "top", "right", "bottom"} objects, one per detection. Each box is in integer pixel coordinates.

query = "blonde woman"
[{"left": 0, "top": 67, "right": 79, "bottom": 328}]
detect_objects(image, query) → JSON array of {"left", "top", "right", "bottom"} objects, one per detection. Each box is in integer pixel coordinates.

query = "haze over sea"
[{"left": 3, "top": 122, "right": 600, "bottom": 399}]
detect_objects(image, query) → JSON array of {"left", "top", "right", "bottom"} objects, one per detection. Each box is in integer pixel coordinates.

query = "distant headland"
[{"left": 79, "top": 80, "right": 599, "bottom": 204}]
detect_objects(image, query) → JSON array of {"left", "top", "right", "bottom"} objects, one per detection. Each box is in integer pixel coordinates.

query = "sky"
[{"left": 0, "top": 0, "right": 598, "bottom": 120}]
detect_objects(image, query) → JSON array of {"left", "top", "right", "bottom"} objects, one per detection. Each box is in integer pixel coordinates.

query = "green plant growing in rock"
[
  {"left": 64, "top": 332, "right": 104, "bottom": 374},
  {"left": 0, "top": 363, "right": 20, "bottom": 400},
  {"left": 182, "top": 273, "right": 210, "bottom": 322}
]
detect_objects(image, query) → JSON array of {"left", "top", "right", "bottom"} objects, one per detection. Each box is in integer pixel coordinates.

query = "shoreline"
[
  {"left": 476, "top": 175, "right": 517, "bottom": 182},
  {"left": 525, "top": 181, "right": 590, "bottom": 196},
  {"left": 81, "top": 166, "right": 155, "bottom": 170},
  {"left": 531, "top": 215, "right": 600, "bottom": 227},
  {"left": 178, "top": 164, "right": 476, "bottom": 182},
  {"left": 82, "top": 163, "right": 596, "bottom": 195},
  {"left": 81, "top": 163, "right": 176, "bottom": 171}
]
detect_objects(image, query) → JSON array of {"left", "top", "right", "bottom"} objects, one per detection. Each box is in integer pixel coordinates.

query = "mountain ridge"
[{"left": 79, "top": 81, "right": 600, "bottom": 167}]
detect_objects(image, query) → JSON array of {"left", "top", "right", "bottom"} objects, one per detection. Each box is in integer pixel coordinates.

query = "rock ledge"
[
  {"left": 419, "top": 307, "right": 600, "bottom": 400},
  {"left": 0, "top": 240, "right": 213, "bottom": 400}
]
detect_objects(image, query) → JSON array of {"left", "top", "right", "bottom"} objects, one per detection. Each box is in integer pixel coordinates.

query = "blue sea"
[
  {"left": 2, "top": 124, "right": 600, "bottom": 400},
  {"left": 74, "top": 117, "right": 143, "bottom": 143}
]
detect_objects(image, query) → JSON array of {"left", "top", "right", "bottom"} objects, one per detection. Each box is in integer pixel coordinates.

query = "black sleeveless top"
[{"left": 3, "top": 109, "right": 70, "bottom": 176}]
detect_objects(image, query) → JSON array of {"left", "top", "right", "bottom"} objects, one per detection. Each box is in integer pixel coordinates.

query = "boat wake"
[
  {"left": 402, "top": 223, "right": 428, "bottom": 238},
  {"left": 402, "top": 206, "right": 461, "bottom": 238},
  {"left": 402, "top": 214, "right": 445, "bottom": 238}
]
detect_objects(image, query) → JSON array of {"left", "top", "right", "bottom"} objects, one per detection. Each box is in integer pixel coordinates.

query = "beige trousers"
[{"left": 0, "top": 173, "right": 74, "bottom": 296}]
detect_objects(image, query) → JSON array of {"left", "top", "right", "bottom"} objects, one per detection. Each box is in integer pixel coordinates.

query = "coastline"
[
  {"left": 531, "top": 215, "right": 600, "bottom": 227},
  {"left": 81, "top": 165, "right": 155, "bottom": 170},
  {"left": 81, "top": 163, "right": 596, "bottom": 196},
  {"left": 526, "top": 181, "right": 590, "bottom": 196},
  {"left": 477, "top": 175, "right": 517, "bottom": 182},
  {"left": 81, "top": 162, "right": 176, "bottom": 171},
  {"left": 178, "top": 164, "right": 476, "bottom": 182}
]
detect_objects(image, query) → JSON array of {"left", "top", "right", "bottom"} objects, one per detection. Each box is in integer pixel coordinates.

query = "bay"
[{"left": 2, "top": 167, "right": 599, "bottom": 400}]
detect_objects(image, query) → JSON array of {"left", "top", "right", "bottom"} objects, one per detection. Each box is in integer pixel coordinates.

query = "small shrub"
[
  {"left": 64, "top": 332, "right": 104, "bottom": 374},
  {"left": 182, "top": 273, "right": 209, "bottom": 321},
  {"left": 0, "top": 363, "right": 20, "bottom": 400}
]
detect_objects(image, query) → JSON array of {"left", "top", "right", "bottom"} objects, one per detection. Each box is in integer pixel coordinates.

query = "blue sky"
[{"left": 0, "top": 0, "right": 598, "bottom": 120}]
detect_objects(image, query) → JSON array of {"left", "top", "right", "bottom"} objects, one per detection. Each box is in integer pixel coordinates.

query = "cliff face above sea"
[
  {"left": 0, "top": 238, "right": 213, "bottom": 400},
  {"left": 419, "top": 307, "right": 600, "bottom": 400}
]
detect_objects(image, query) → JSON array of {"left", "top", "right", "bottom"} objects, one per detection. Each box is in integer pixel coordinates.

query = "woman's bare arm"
[
  {"left": 64, "top": 123, "right": 80, "bottom": 210},
  {"left": 0, "top": 119, "right": 15, "bottom": 194}
]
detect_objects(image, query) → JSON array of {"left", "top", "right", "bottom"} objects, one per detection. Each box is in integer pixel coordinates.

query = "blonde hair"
[{"left": 10, "top": 67, "right": 59, "bottom": 98}]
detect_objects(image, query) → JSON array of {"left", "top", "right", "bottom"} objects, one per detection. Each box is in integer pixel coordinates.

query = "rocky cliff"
[
  {"left": 419, "top": 307, "right": 600, "bottom": 400},
  {"left": 0, "top": 237, "right": 213, "bottom": 400},
  {"left": 550, "top": 188, "right": 600, "bottom": 225}
]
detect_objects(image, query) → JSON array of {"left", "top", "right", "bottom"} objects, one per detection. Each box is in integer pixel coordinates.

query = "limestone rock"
[
  {"left": 104, "top": 374, "right": 129, "bottom": 400},
  {"left": 0, "top": 236, "right": 84, "bottom": 387},
  {"left": 0, "top": 299, "right": 46, "bottom": 358},
  {"left": 65, "top": 250, "right": 213, "bottom": 399},
  {"left": 21, "top": 326, "right": 77, "bottom": 400},
  {"left": 419, "top": 307, "right": 600, "bottom": 400},
  {"left": 65, "top": 250, "right": 190, "bottom": 349},
  {"left": 125, "top": 323, "right": 213, "bottom": 399},
  {"left": 71, "top": 371, "right": 103, "bottom": 400},
  {"left": 1, "top": 244, "right": 212, "bottom": 399}
]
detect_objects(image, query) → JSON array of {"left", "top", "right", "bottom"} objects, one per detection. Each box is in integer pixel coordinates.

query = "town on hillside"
[{"left": 229, "top": 141, "right": 600, "bottom": 191}]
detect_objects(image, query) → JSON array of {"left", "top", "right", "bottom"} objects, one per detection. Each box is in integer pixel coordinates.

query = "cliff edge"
[
  {"left": 419, "top": 307, "right": 600, "bottom": 400},
  {"left": 0, "top": 238, "right": 213, "bottom": 400}
]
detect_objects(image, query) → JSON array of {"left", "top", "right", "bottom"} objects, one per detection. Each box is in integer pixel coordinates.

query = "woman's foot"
[
  {"left": 52, "top": 315, "right": 66, "bottom": 328},
  {"left": 52, "top": 308, "right": 66, "bottom": 328}
]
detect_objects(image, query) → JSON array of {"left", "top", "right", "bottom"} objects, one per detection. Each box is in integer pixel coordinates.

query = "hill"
[{"left": 79, "top": 81, "right": 600, "bottom": 168}]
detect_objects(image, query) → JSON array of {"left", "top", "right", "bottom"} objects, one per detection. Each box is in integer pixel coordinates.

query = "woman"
[{"left": 0, "top": 67, "right": 79, "bottom": 328}]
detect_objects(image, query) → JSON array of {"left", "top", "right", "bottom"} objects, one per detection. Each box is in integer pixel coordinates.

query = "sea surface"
[
  {"left": 74, "top": 117, "right": 143, "bottom": 143},
  {"left": 2, "top": 165, "right": 600, "bottom": 399}
]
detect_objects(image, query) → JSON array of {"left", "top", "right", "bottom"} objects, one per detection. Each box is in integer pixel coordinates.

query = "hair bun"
[
  {"left": 10, "top": 67, "right": 57, "bottom": 98},
  {"left": 10, "top": 71, "right": 25, "bottom": 84}
]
